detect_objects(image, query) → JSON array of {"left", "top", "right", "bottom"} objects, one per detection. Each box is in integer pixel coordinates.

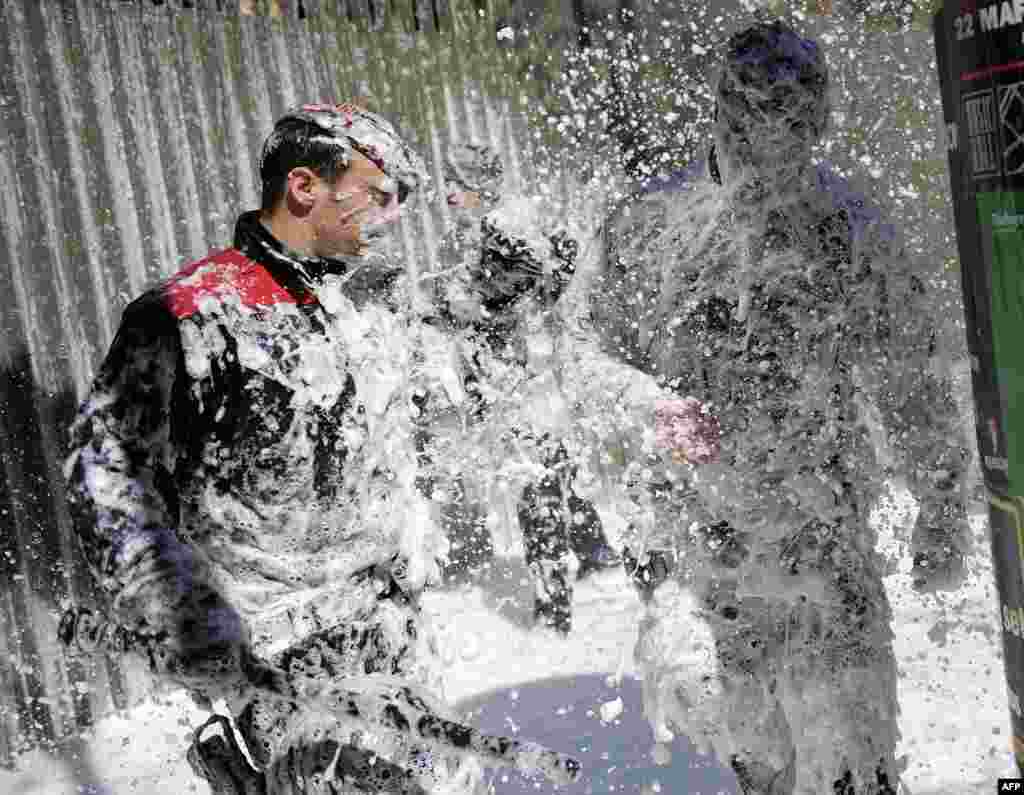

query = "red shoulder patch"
[{"left": 164, "top": 249, "right": 316, "bottom": 319}]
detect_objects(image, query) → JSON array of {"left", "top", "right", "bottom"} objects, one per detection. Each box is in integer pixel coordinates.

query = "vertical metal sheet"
[
  {"left": 266, "top": 16, "right": 301, "bottom": 113},
  {"left": 287, "top": 11, "right": 323, "bottom": 106},
  {"left": 150, "top": 6, "right": 212, "bottom": 263},
  {"left": 112, "top": 6, "right": 184, "bottom": 283},
  {"left": 303, "top": 13, "right": 339, "bottom": 100},
  {"left": 235, "top": 15, "right": 278, "bottom": 206},
  {"left": 74, "top": 0, "right": 149, "bottom": 299},
  {"left": 211, "top": 13, "right": 262, "bottom": 215},
  {"left": 172, "top": 9, "right": 235, "bottom": 246},
  {"left": 1, "top": 1, "right": 95, "bottom": 399},
  {"left": 36, "top": 5, "right": 118, "bottom": 349}
]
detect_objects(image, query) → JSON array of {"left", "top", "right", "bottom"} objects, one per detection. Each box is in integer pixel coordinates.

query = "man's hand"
[
  {"left": 470, "top": 200, "right": 578, "bottom": 316},
  {"left": 654, "top": 397, "right": 721, "bottom": 465},
  {"left": 910, "top": 523, "right": 968, "bottom": 593},
  {"left": 60, "top": 574, "right": 250, "bottom": 702},
  {"left": 623, "top": 546, "right": 676, "bottom": 602},
  {"left": 59, "top": 606, "right": 582, "bottom": 787}
]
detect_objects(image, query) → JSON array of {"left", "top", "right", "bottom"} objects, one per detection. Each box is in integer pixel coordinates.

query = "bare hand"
[{"left": 655, "top": 397, "right": 721, "bottom": 464}]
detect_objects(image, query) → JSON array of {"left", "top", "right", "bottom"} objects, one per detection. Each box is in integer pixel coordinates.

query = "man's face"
[
  {"left": 712, "top": 25, "right": 828, "bottom": 183},
  {"left": 309, "top": 152, "right": 402, "bottom": 259}
]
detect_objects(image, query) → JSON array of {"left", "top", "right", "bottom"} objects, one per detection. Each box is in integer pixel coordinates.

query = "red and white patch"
[{"left": 164, "top": 249, "right": 316, "bottom": 319}]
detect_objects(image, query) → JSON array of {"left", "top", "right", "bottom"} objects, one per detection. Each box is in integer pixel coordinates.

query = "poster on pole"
[{"left": 935, "top": 0, "right": 1024, "bottom": 772}]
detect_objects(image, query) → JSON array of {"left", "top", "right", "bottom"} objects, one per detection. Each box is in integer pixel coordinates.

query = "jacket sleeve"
[
  {"left": 867, "top": 269, "right": 971, "bottom": 592},
  {"left": 565, "top": 324, "right": 701, "bottom": 551},
  {"left": 64, "top": 292, "right": 246, "bottom": 689}
]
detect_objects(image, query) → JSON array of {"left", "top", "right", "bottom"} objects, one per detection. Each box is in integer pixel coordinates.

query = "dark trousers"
[{"left": 517, "top": 437, "right": 611, "bottom": 634}]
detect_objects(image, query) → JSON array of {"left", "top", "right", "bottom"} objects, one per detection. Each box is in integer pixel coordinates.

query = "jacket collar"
[{"left": 232, "top": 210, "right": 401, "bottom": 308}]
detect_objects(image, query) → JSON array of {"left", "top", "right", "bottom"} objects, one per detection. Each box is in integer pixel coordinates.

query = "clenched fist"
[{"left": 654, "top": 397, "right": 721, "bottom": 465}]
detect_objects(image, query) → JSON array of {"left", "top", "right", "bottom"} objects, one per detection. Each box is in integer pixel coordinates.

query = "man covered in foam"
[
  {"left": 591, "top": 20, "right": 970, "bottom": 795},
  {"left": 62, "top": 102, "right": 498, "bottom": 794},
  {"left": 426, "top": 143, "right": 665, "bottom": 633},
  {"left": 422, "top": 136, "right": 733, "bottom": 639}
]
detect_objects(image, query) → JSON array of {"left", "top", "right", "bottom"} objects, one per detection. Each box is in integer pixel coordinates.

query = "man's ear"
[{"left": 285, "top": 167, "right": 320, "bottom": 208}]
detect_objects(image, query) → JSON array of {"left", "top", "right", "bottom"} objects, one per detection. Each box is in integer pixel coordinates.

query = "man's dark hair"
[{"left": 259, "top": 117, "right": 350, "bottom": 210}]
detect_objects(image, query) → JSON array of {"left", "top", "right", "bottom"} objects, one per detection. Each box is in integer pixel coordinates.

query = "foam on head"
[
  {"left": 713, "top": 21, "right": 829, "bottom": 183},
  {"left": 262, "top": 102, "right": 429, "bottom": 201}
]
